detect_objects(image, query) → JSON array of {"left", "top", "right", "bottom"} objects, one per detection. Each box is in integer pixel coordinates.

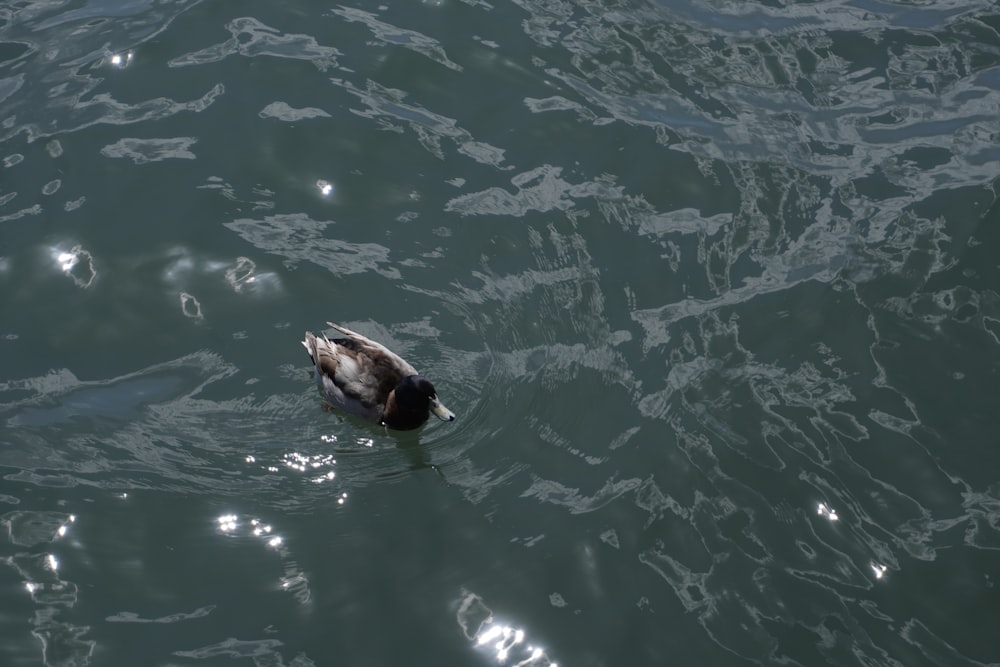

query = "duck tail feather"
[
  {"left": 326, "top": 321, "right": 356, "bottom": 337},
  {"left": 302, "top": 331, "right": 318, "bottom": 358}
]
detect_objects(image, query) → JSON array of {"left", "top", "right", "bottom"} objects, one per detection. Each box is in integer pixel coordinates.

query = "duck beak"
[{"left": 430, "top": 396, "right": 456, "bottom": 422}]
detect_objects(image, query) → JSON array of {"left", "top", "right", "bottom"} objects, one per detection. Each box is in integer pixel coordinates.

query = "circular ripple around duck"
[{"left": 312, "top": 341, "right": 501, "bottom": 486}]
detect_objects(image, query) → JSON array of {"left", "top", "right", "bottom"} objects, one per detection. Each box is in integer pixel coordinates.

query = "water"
[{"left": 2, "top": 0, "right": 999, "bottom": 665}]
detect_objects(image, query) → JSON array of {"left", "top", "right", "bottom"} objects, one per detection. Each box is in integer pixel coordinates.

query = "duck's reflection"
[{"left": 383, "top": 430, "right": 440, "bottom": 478}]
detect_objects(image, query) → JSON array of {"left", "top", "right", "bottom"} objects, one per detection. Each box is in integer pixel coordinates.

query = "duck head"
[{"left": 382, "top": 375, "right": 456, "bottom": 430}]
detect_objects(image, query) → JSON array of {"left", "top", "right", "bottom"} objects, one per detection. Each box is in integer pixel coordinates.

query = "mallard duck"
[{"left": 302, "top": 321, "right": 456, "bottom": 430}]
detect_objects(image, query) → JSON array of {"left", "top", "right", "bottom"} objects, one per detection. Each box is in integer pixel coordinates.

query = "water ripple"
[
  {"left": 329, "top": 5, "right": 462, "bottom": 72},
  {"left": 169, "top": 17, "right": 341, "bottom": 70},
  {"left": 2, "top": 0, "right": 999, "bottom": 665},
  {"left": 224, "top": 213, "right": 401, "bottom": 279},
  {"left": 330, "top": 77, "right": 507, "bottom": 166},
  {"left": 100, "top": 136, "right": 198, "bottom": 163}
]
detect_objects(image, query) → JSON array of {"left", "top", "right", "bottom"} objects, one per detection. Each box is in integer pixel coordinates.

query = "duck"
[{"left": 301, "top": 321, "right": 456, "bottom": 430}]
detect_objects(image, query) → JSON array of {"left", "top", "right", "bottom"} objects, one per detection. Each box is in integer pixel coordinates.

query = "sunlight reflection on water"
[
  {"left": 50, "top": 244, "right": 96, "bottom": 288},
  {"left": 458, "top": 591, "right": 558, "bottom": 667},
  {"left": 105, "top": 50, "right": 133, "bottom": 69}
]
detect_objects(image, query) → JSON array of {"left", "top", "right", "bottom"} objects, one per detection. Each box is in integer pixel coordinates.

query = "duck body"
[{"left": 302, "top": 322, "right": 456, "bottom": 430}]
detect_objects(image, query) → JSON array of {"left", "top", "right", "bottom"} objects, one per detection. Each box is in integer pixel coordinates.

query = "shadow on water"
[{"left": 379, "top": 433, "right": 446, "bottom": 480}]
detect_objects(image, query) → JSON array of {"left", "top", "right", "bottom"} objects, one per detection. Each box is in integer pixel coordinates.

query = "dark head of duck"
[{"left": 382, "top": 375, "right": 456, "bottom": 430}]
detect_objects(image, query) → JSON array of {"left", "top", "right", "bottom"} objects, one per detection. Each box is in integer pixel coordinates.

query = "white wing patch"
[{"left": 336, "top": 354, "right": 361, "bottom": 380}]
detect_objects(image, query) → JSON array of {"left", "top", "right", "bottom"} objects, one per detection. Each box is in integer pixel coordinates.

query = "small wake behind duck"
[{"left": 302, "top": 321, "right": 456, "bottom": 431}]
